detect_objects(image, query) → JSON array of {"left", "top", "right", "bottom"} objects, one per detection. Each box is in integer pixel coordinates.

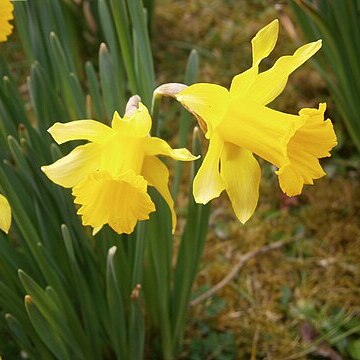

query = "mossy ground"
[{"left": 154, "top": 1, "right": 360, "bottom": 358}]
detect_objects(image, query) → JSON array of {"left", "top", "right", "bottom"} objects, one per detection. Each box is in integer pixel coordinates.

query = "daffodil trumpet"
[
  {"left": 155, "top": 19, "right": 337, "bottom": 224},
  {"left": 42, "top": 97, "right": 198, "bottom": 235}
]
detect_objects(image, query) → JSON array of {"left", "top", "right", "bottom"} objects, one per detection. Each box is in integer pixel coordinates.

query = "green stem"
[
  {"left": 129, "top": 223, "right": 146, "bottom": 360},
  {"left": 151, "top": 92, "right": 162, "bottom": 137}
]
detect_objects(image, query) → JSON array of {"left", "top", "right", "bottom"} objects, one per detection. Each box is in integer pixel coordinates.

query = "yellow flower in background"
[
  {"left": 0, "top": 0, "right": 14, "bottom": 42},
  {"left": 175, "top": 19, "right": 337, "bottom": 223},
  {"left": 0, "top": 193, "right": 11, "bottom": 233},
  {"left": 0, "top": 0, "right": 13, "bottom": 234},
  {"left": 42, "top": 100, "right": 197, "bottom": 235}
]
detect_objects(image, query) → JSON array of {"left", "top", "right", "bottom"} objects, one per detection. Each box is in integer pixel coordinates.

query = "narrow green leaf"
[
  {"left": 171, "top": 127, "right": 210, "bottom": 353},
  {"left": 85, "top": 61, "right": 104, "bottom": 120},
  {"left": 5, "top": 314, "right": 34, "bottom": 354},
  {"left": 5, "top": 313, "right": 54, "bottom": 359},
  {"left": 172, "top": 49, "right": 199, "bottom": 197},
  {"left": 99, "top": 43, "right": 124, "bottom": 120},
  {"left": 25, "top": 295, "right": 71, "bottom": 360},
  {"left": 49, "top": 32, "right": 85, "bottom": 119},
  {"left": 106, "top": 246, "right": 128, "bottom": 358},
  {"left": 109, "top": 0, "right": 138, "bottom": 94},
  {"left": 128, "top": 223, "right": 146, "bottom": 360},
  {"left": 19, "top": 270, "right": 84, "bottom": 359},
  {"left": 61, "top": 225, "right": 102, "bottom": 360},
  {"left": 127, "top": 0, "right": 155, "bottom": 105}
]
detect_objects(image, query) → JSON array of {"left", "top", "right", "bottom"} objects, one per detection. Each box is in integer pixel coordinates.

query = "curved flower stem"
[
  {"left": 150, "top": 92, "right": 162, "bottom": 137},
  {"left": 129, "top": 222, "right": 146, "bottom": 360},
  {"left": 151, "top": 83, "right": 188, "bottom": 137},
  {"left": 171, "top": 128, "right": 210, "bottom": 355}
]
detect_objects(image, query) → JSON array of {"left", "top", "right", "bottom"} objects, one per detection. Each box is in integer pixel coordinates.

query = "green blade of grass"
[
  {"left": 24, "top": 295, "right": 70, "bottom": 360},
  {"left": 171, "top": 127, "right": 211, "bottom": 354},
  {"left": 106, "top": 246, "right": 128, "bottom": 359},
  {"left": 172, "top": 49, "right": 199, "bottom": 198}
]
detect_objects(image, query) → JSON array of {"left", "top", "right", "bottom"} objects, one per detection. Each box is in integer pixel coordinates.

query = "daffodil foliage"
[
  {"left": 173, "top": 20, "right": 337, "bottom": 223},
  {"left": 42, "top": 102, "right": 197, "bottom": 235}
]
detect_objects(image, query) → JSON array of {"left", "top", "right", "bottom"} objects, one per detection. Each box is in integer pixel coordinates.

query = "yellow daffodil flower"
[
  {"left": 0, "top": 0, "right": 14, "bottom": 42},
  {"left": 171, "top": 19, "right": 337, "bottom": 223},
  {"left": 41, "top": 100, "right": 197, "bottom": 235},
  {"left": 0, "top": 0, "right": 14, "bottom": 234},
  {"left": 0, "top": 193, "right": 11, "bottom": 233}
]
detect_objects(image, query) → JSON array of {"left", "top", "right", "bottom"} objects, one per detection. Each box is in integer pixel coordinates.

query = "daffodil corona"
[
  {"left": 159, "top": 19, "right": 337, "bottom": 223},
  {"left": 0, "top": 0, "right": 14, "bottom": 42},
  {"left": 42, "top": 99, "right": 197, "bottom": 235}
]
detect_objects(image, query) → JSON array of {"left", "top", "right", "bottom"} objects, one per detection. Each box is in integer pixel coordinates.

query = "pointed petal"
[
  {"left": 73, "top": 170, "right": 155, "bottom": 234},
  {"left": 220, "top": 144, "right": 260, "bottom": 223},
  {"left": 249, "top": 40, "right": 322, "bottom": 105},
  {"left": 230, "top": 65, "right": 258, "bottom": 98},
  {"left": 277, "top": 103, "right": 337, "bottom": 196},
  {"left": 41, "top": 143, "right": 101, "bottom": 188},
  {"left": 176, "top": 83, "right": 230, "bottom": 138},
  {"left": 251, "top": 19, "right": 279, "bottom": 66},
  {"left": 143, "top": 137, "right": 199, "bottom": 161},
  {"left": 48, "top": 120, "right": 114, "bottom": 144},
  {"left": 0, "top": 194, "right": 11, "bottom": 234},
  {"left": 142, "top": 156, "right": 176, "bottom": 233},
  {"left": 193, "top": 132, "right": 225, "bottom": 204},
  {"left": 112, "top": 103, "right": 152, "bottom": 137}
]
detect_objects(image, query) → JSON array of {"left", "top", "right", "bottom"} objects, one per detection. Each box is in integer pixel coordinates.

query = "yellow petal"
[
  {"left": 41, "top": 143, "right": 101, "bottom": 188},
  {"left": 220, "top": 144, "right": 260, "bottom": 223},
  {"left": 249, "top": 40, "right": 322, "bottom": 105},
  {"left": 277, "top": 103, "right": 337, "bottom": 196},
  {"left": 143, "top": 137, "right": 199, "bottom": 161},
  {"left": 218, "top": 98, "right": 305, "bottom": 169},
  {"left": 251, "top": 19, "right": 279, "bottom": 66},
  {"left": 0, "top": 0, "right": 14, "bottom": 42},
  {"left": 73, "top": 170, "right": 155, "bottom": 234},
  {"left": 229, "top": 65, "right": 258, "bottom": 98},
  {"left": 176, "top": 83, "right": 230, "bottom": 138},
  {"left": 48, "top": 120, "right": 114, "bottom": 144},
  {"left": 112, "top": 103, "right": 152, "bottom": 137},
  {"left": 193, "top": 132, "right": 225, "bottom": 204},
  {"left": 142, "top": 156, "right": 176, "bottom": 233},
  {"left": 0, "top": 194, "right": 11, "bottom": 234}
]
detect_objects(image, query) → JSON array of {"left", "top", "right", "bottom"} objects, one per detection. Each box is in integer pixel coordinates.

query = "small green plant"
[
  {"left": 290, "top": 0, "right": 360, "bottom": 153},
  {"left": 293, "top": 303, "right": 360, "bottom": 359}
]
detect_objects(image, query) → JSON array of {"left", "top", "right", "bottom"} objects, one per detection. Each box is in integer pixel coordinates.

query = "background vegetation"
[{"left": 1, "top": 0, "right": 360, "bottom": 359}]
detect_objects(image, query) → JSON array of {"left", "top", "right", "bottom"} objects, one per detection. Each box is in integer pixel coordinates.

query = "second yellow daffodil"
[
  {"left": 174, "top": 19, "right": 337, "bottom": 223},
  {"left": 42, "top": 100, "right": 197, "bottom": 235}
]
